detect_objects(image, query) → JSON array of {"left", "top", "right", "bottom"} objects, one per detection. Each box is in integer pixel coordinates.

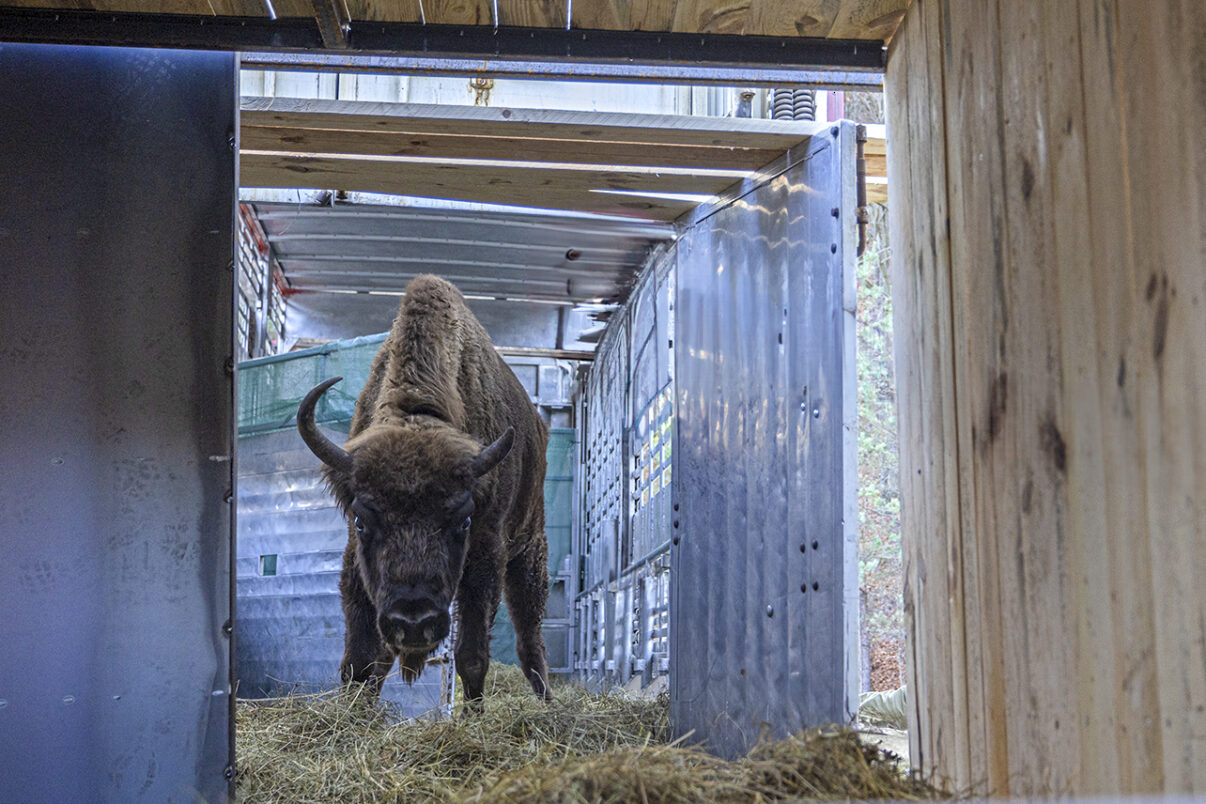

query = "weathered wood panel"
[
  {"left": 11, "top": 0, "right": 908, "bottom": 38},
  {"left": 888, "top": 0, "right": 1206, "bottom": 795},
  {"left": 344, "top": 0, "right": 423, "bottom": 22},
  {"left": 570, "top": 0, "right": 909, "bottom": 37}
]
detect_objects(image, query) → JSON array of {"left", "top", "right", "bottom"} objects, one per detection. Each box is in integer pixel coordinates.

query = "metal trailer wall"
[
  {"left": 0, "top": 45, "right": 237, "bottom": 802},
  {"left": 576, "top": 124, "right": 858, "bottom": 756}
]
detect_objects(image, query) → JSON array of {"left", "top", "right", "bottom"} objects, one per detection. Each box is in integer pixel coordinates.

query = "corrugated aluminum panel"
[
  {"left": 0, "top": 45, "right": 236, "bottom": 801},
  {"left": 251, "top": 202, "right": 674, "bottom": 305},
  {"left": 670, "top": 125, "right": 859, "bottom": 758}
]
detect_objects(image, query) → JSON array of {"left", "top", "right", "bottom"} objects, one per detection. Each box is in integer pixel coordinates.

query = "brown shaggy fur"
[{"left": 314, "top": 275, "right": 551, "bottom": 705}]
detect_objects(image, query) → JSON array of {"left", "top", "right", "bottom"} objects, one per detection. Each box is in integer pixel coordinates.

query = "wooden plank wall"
[{"left": 886, "top": 0, "right": 1206, "bottom": 795}]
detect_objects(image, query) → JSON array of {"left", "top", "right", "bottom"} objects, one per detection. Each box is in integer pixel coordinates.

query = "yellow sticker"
[
  {"left": 641, "top": 487, "right": 650, "bottom": 506},
  {"left": 662, "top": 466, "right": 672, "bottom": 486},
  {"left": 651, "top": 430, "right": 660, "bottom": 449},
  {"left": 641, "top": 464, "right": 650, "bottom": 483},
  {"left": 651, "top": 476, "right": 661, "bottom": 496},
  {"left": 662, "top": 442, "right": 672, "bottom": 461},
  {"left": 651, "top": 452, "right": 661, "bottom": 471}
]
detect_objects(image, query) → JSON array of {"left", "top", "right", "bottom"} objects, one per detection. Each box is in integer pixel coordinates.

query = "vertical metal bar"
[{"left": 856, "top": 123, "right": 869, "bottom": 257}]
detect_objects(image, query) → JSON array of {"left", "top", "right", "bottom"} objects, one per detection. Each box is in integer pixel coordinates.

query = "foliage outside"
[
  {"left": 856, "top": 199, "right": 904, "bottom": 691},
  {"left": 847, "top": 88, "right": 904, "bottom": 693}
]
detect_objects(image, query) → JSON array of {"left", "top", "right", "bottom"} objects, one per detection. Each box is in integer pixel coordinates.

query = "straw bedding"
[{"left": 236, "top": 666, "right": 944, "bottom": 803}]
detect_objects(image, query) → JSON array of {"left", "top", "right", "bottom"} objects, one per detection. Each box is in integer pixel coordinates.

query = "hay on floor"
[{"left": 236, "top": 665, "right": 945, "bottom": 803}]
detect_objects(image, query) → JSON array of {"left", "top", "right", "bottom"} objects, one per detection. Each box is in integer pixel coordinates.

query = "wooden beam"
[
  {"left": 240, "top": 96, "right": 821, "bottom": 151},
  {"left": 240, "top": 151, "right": 713, "bottom": 219},
  {"left": 240, "top": 125, "right": 786, "bottom": 170}
]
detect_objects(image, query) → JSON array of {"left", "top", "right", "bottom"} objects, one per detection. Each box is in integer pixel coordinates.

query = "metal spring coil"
[{"left": 771, "top": 87, "right": 816, "bottom": 121}]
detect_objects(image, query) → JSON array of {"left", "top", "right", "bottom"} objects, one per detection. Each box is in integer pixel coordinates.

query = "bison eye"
[
  {"left": 354, "top": 515, "right": 366, "bottom": 537},
  {"left": 458, "top": 516, "right": 471, "bottom": 534}
]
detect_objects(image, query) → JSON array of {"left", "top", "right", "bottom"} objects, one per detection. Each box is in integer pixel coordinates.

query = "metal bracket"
[{"left": 310, "top": 0, "right": 349, "bottom": 49}]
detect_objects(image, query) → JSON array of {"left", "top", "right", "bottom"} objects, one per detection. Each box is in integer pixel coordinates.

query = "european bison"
[{"left": 296, "top": 275, "right": 552, "bottom": 704}]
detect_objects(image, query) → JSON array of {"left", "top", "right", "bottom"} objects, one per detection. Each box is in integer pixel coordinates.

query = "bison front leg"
[
  {"left": 339, "top": 539, "right": 393, "bottom": 695},
  {"left": 505, "top": 537, "right": 553, "bottom": 700},
  {"left": 454, "top": 545, "right": 503, "bottom": 709}
]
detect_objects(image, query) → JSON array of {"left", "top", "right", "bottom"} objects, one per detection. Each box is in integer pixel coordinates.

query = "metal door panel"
[
  {"left": 0, "top": 44, "right": 237, "bottom": 802},
  {"left": 670, "top": 125, "right": 859, "bottom": 757}
]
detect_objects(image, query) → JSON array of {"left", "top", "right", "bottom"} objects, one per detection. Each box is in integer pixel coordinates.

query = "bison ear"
[{"left": 471, "top": 427, "right": 515, "bottom": 477}]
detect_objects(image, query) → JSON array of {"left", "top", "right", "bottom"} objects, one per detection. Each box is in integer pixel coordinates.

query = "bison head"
[{"left": 297, "top": 377, "right": 513, "bottom": 660}]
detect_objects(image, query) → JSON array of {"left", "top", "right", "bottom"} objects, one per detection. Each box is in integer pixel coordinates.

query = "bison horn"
[
  {"left": 471, "top": 427, "right": 515, "bottom": 477},
  {"left": 297, "top": 377, "right": 355, "bottom": 476}
]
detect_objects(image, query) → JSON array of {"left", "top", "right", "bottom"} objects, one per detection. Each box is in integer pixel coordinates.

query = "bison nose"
[{"left": 379, "top": 597, "right": 449, "bottom": 649}]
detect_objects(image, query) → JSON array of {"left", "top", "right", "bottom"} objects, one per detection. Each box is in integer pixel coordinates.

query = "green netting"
[{"left": 237, "top": 333, "right": 387, "bottom": 435}]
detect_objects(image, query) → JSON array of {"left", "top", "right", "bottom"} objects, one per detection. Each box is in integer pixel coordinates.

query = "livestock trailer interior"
[{"left": 230, "top": 82, "right": 871, "bottom": 759}]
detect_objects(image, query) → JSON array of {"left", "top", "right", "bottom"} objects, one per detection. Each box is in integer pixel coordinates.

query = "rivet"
[
  {"left": 813, "top": 408, "right": 821, "bottom": 419},
  {"left": 830, "top": 244, "right": 838, "bottom": 254},
  {"left": 800, "top": 583, "right": 808, "bottom": 594},
  {"left": 831, "top": 126, "right": 839, "bottom": 137},
  {"left": 812, "top": 581, "right": 819, "bottom": 591},
  {"left": 766, "top": 605, "right": 774, "bottom": 617},
  {"left": 671, "top": 535, "right": 680, "bottom": 545},
  {"left": 812, "top": 540, "right": 819, "bottom": 550},
  {"left": 831, "top": 207, "right": 840, "bottom": 217},
  {"left": 799, "top": 543, "right": 807, "bottom": 553},
  {"left": 672, "top": 520, "right": 679, "bottom": 528}
]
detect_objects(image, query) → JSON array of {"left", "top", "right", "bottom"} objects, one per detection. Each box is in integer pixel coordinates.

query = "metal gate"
[{"left": 575, "top": 124, "right": 858, "bottom": 755}]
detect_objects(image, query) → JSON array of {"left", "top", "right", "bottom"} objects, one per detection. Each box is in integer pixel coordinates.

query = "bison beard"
[{"left": 296, "top": 275, "right": 553, "bottom": 706}]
